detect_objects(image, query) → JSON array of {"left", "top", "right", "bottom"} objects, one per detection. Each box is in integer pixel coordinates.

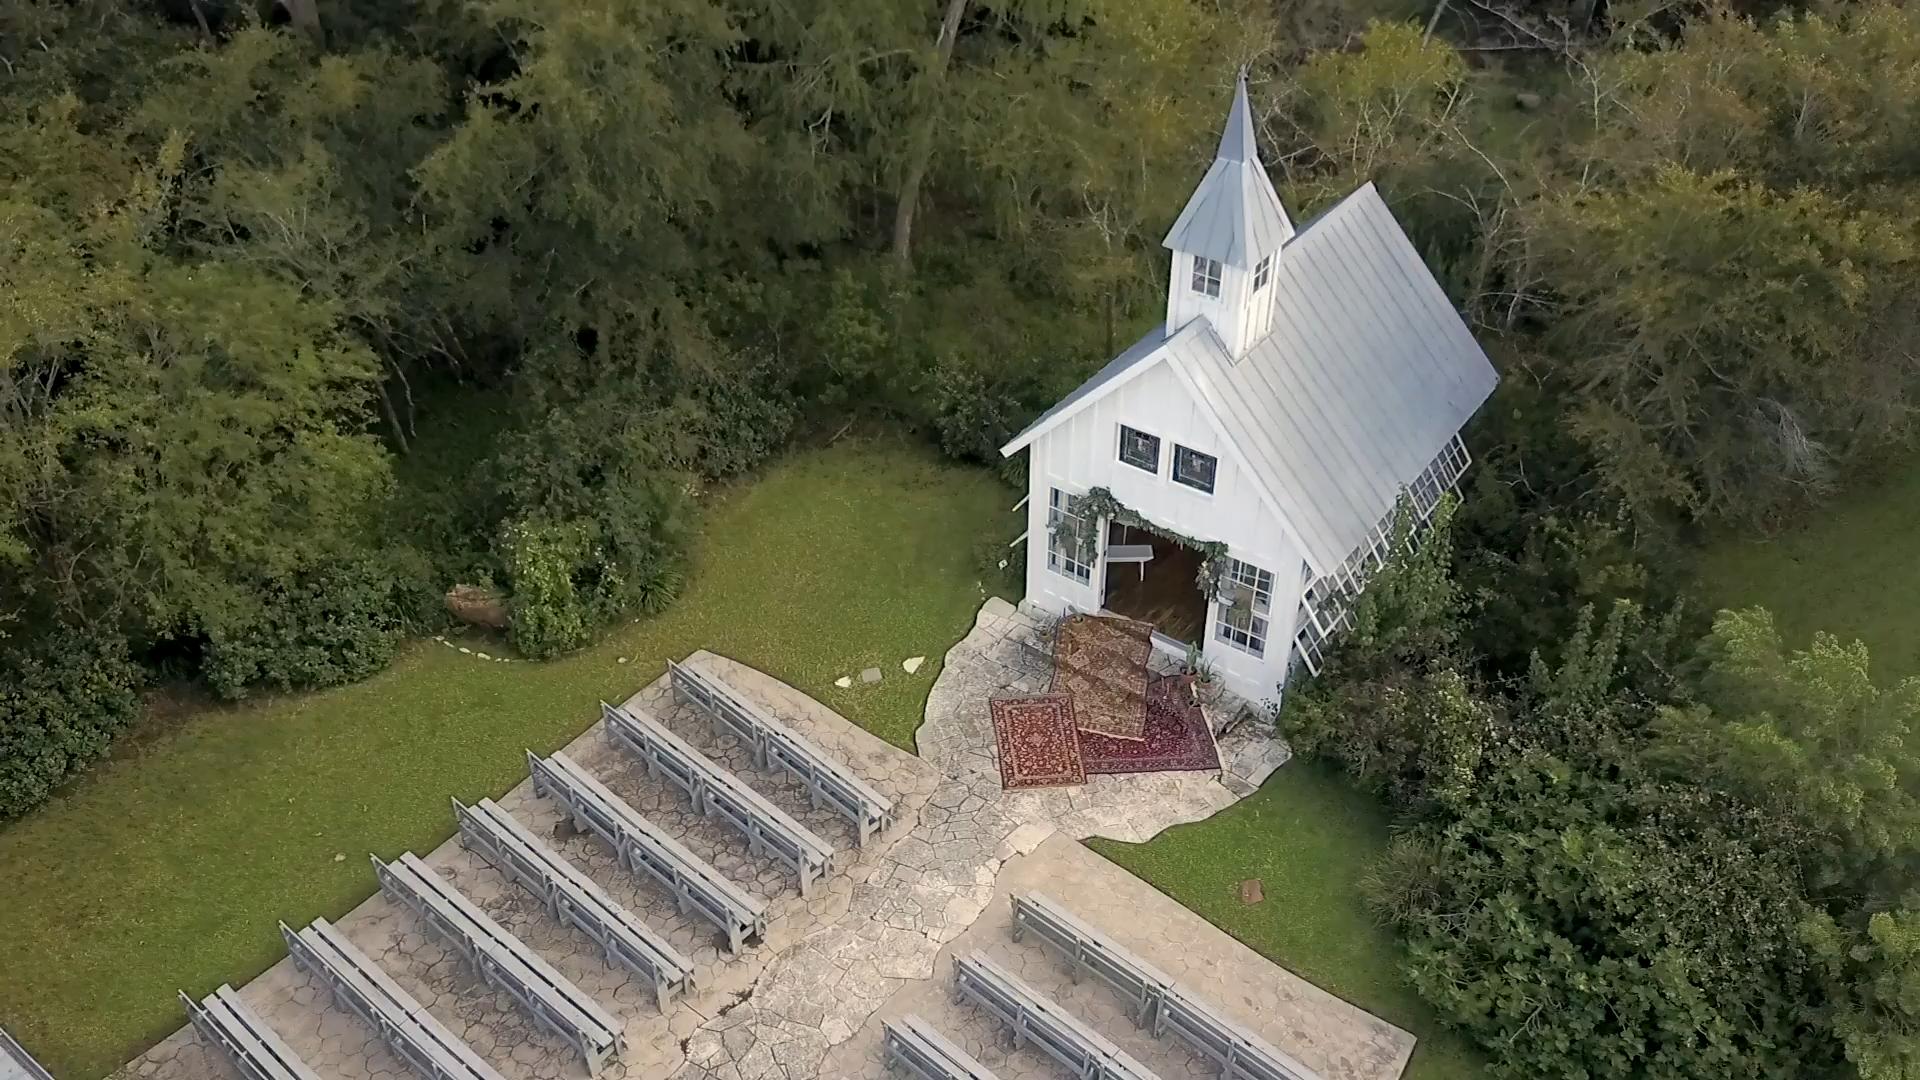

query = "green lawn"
[
  {"left": 0, "top": 436, "right": 1008, "bottom": 1079},
  {"left": 1695, "top": 457, "right": 1920, "bottom": 680},
  {"left": 1090, "top": 764, "right": 1488, "bottom": 1080}
]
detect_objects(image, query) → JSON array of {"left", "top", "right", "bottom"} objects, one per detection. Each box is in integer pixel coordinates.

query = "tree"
[
  {"left": 890, "top": 0, "right": 969, "bottom": 270},
  {"left": 1375, "top": 755, "right": 1826, "bottom": 1080},
  {"left": 1651, "top": 608, "right": 1920, "bottom": 891},
  {"left": 1806, "top": 908, "right": 1920, "bottom": 1080},
  {"left": 0, "top": 103, "right": 394, "bottom": 647},
  {"left": 1528, "top": 168, "right": 1920, "bottom": 522}
]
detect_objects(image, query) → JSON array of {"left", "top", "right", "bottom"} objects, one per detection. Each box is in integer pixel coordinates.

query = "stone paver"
[{"left": 114, "top": 602, "right": 1404, "bottom": 1080}]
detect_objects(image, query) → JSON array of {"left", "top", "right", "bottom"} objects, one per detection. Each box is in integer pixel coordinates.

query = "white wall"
[
  {"left": 1018, "top": 357, "right": 1305, "bottom": 706},
  {"left": 1165, "top": 251, "right": 1276, "bottom": 360}
]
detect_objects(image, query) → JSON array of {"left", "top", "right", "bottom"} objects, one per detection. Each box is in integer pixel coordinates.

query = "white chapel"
[{"left": 999, "top": 71, "right": 1499, "bottom": 704}]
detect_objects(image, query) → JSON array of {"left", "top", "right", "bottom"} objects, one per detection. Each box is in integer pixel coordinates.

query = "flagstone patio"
[{"left": 113, "top": 601, "right": 1394, "bottom": 1080}]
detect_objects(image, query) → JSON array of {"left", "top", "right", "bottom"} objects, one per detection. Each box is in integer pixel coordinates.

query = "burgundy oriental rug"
[
  {"left": 990, "top": 693, "right": 1087, "bottom": 789},
  {"left": 1079, "top": 674, "right": 1222, "bottom": 775},
  {"left": 1050, "top": 614, "right": 1154, "bottom": 741}
]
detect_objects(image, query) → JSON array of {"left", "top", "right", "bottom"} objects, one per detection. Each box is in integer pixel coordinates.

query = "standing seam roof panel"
[
  {"left": 1259, "top": 255, "right": 1407, "bottom": 532},
  {"left": 1297, "top": 208, "right": 1446, "bottom": 484}
]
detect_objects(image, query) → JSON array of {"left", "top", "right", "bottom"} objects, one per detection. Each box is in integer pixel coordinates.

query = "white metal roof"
[
  {"left": 1004, "top": 182, "right": 1500, "bottom": 575},
  {"left": 1162, "top": 71, "right": 1293, "bottom": 268}
]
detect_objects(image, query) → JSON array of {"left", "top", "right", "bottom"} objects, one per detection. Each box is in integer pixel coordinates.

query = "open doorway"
[{"left": 1101, "top": 520, "right": 1209, "bottom": 644}]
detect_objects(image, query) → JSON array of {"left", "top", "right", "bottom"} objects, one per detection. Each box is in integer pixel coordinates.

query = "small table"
[{"left": 1104, "top": 544, "right": 1154, "bottom": 580}]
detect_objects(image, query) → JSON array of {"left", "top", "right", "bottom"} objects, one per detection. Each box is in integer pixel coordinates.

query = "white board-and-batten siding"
[{"left": 1020, "top": 357, "right": 1304, "bottom": 704}]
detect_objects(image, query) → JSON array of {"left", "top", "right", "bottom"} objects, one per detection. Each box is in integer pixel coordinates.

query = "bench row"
[
  {"left": 1010, "top": 892, "right": 1322, "bottom": 1080},
  {"left": 183, "top": 662, "right": 889, "bottom": 1080}
]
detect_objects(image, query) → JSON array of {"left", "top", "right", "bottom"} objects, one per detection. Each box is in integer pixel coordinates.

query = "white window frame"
[
  {"left": 1252, "top": 255, "right": 1272, "bottom": 291},
  {"left": 1190, "top": 256, "right": 1222, "bottom": 298},
  {"left": 1046, "top": 488, "right": 1094, "bottom": 585},
  {"left": 1291, "top": 434, "right": 1474, "bottom": 674},
  {"left": 1215, "top": 558, "right": 1273, "bottom": 657},
  {"left": 1117, "top": 425, "right": 1161, "bottom": 475},
  {"left": 1172, "top": 444, "right": 1217, "bottom": 494}
]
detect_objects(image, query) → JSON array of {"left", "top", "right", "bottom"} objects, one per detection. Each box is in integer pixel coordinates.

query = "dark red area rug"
[
  {"left": 990, "top": 693, "right": 1087, "bottom": 789},
  {"left": 1078, "top": 675, "right": 1221, "bottom": 775}
]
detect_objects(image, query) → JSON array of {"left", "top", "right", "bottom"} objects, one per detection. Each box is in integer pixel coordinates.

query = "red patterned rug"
[
  {"left": 1079, "top": 675, "right": 1222, "bottom": 775},
  {"left": 990, "top": 694, "right": 1087, "bottom": 789},
  {"left": 1050, "top": 614, "right": 1153, "bottom": 741}
]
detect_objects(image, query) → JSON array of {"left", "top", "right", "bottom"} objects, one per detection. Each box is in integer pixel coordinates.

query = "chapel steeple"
[{"left": 1161, "top": 70, "right": 1294, "bottom": 359}]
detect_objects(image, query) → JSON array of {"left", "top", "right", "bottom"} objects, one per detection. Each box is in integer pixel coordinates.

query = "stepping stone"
[
  {"left": 834, "top": 676, "right": 852, "bottom": 689},
  {"left": 902, "top": 656, "right": 925, "bottom": 674},
  {"left": 859, "top": 667, "right": 883, "bottom": 684},
  {"left": 1238, "top": 878, "right": 1265, "bottom": 905}
]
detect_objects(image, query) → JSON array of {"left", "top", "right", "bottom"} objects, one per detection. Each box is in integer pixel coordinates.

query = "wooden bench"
[
  {"left": 527, "top": 750, "right": 767, "bottom": 954},
  {"left": 952, "top": 951, "right": 1162, "bottom": 1080},
  {"left": 882, "top": 1013, "right": 1003, "bottom": 1080},
  {"left": 281, "top": 918, "right": 504, "bottom": 1080},
  {"left": 453, "top": 796, "right": 694, "bottom": 1012},
  {"left": 667, "top": 660, "right": 897, "bottom": 846},
  {"left": 179, "top": 985, "right": 322, "bottom": 1080},
  {"left": 603, "top": 701, "right": 836, "bottom": 895},
  {"left": 1011, "top": 893, "right": 1323, "bottom": 1080},
  {"left": 373, "top": 852, "right": 624, "bottom": 1076}
]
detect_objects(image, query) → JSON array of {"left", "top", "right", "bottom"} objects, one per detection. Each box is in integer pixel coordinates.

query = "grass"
[
  {"left": 1694, "top": 456, "right": 1920, "bottom": 680},
  {"left": 1089, "top": 763, "right": 1489, "bottom": 1080},
  {"left": 0, "top": 435, "right": 1009, "bottom": 1079}
]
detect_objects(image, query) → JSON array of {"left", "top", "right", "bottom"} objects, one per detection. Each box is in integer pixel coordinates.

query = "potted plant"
[{"left": 1182, "top": 643, "right": 1224, "bottom": 706}]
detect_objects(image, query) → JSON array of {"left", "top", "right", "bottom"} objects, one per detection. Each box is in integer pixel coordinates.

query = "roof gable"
[{"left": 998, "top": 322, "right": 1175, "bottom": 455}]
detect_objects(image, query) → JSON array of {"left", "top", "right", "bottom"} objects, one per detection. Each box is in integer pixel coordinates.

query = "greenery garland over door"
[{"left": 1049, "top": 486, "right": 1234, "bottom": 601}]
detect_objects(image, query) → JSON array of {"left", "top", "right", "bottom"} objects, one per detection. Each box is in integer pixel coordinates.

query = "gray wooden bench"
[
  {"left": 527, "top": 750, "right": 767, "bottom": 954},
  {"left": 1011, "top": 892, "right": 1176, "bottom": 1026},
  {"left": 280, "top": 917, "right": 504, "bottom": 1080},
  {"left": 952, "top": 951, "right": 1162, "bottom": 1080},
  {"left": 667, "top": 660, "right": 896, "bottom": 846},
  {"left": 603, "top": 701, "right": 835, "bottom": 896},
  {"left": 373, "top": 852, "right": 625, "bottom": 1076},
  {"left": 178, "top": 986, "right": 321, "bottom": 1080},
  {"left": 882, "top": 1014, "right": 1003, "bottom": 1080},
  {"left": 1010, "top": 893, "right": 1322, "bottom": 1080},
  {"left": 453, "top": 796, "right": 694, "bottom": 1011}
]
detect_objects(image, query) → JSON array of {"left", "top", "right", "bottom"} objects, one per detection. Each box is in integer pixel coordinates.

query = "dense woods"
[{"left": 7, "top": 1, "right": 1920, "bottom": 1076}]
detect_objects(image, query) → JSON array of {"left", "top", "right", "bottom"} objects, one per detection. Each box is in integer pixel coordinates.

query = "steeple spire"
[
  {"left": 1216, "top": 68, "right": 1258, "bottom": 164},
  {"left": 1160, "top": 69, "right": 1297, "bottom": 358}
]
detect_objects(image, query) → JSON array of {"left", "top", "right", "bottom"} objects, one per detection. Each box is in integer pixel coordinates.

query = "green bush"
[
  {"left": 666, "top": 355, "right": 796, "bottom": 480},
  {"left": 498, "top": 517, "right": 606, "bottom": 659},
  {"left": 0, "top": 632, "right": 142, "bottom": 820},
  {"left": 200, "top": 554, "right": 424, "bottom": 700}
]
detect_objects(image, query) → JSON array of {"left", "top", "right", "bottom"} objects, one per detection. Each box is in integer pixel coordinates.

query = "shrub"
[
  {"left": 201, "top": 553, "right": 424, "bottom": 700},
  {"left": 1285, "top": 666, "right": 1499, "bottom": 814},
  {"left": 666, "top": 354, "right": 796, "bottom": 480},
  {"left": 0, "top": 631, "right": 142, "bottom": 820},
  {"left": 498, "top": 517, "right": 605, "bottom": 659}
]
